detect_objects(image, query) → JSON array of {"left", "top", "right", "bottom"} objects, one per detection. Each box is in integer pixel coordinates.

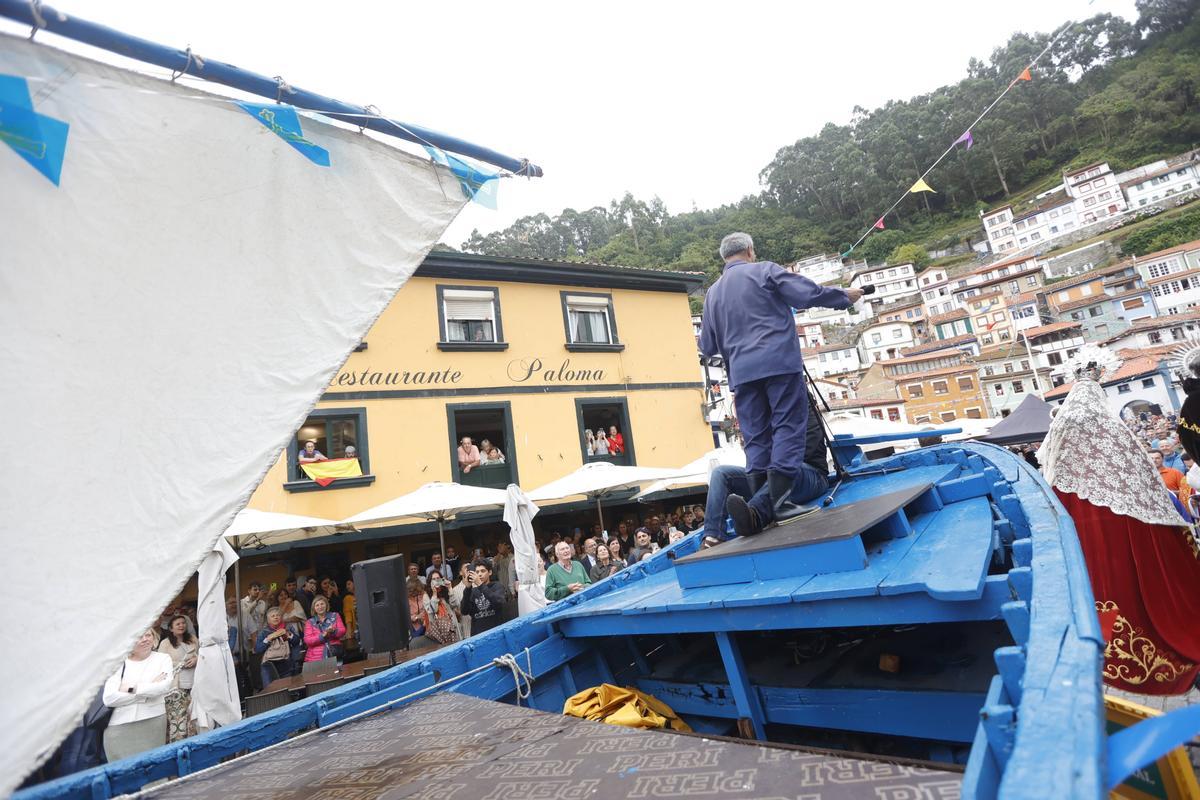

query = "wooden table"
[{"left": 258, "top": 645, "right": 439, "bottom": 695}]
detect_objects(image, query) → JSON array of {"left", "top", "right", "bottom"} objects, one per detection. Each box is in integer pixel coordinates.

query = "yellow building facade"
[{"left": 244, "top": 253, "right": 712, "bottom": 566}]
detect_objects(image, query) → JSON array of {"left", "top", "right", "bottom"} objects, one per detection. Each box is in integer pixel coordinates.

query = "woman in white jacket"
[{"left": 102, "top": 628, "right": 174, "bottom": 762}]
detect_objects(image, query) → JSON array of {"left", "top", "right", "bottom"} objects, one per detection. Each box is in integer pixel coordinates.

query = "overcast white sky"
[{"left": 2, "top": 1, "right": 1137, "bottom": 246}]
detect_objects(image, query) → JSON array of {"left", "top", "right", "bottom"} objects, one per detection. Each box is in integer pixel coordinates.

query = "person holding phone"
[
  {"left": 460, "top": 559, "right": 506, "bottom": 635},
  {"left": 102, "top": 628, "right": 173, "bottom": 761}
]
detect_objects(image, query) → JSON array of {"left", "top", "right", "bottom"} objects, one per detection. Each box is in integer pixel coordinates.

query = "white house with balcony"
[
  {"left": 788, "top": 253, "right": 863, "bottom": 285},
  {"left": 1120, "top": 158, "right": 1199, "bottom": 209},
  {"left": 1009, "top": 198, "right": 1076, "bottom": 252},
  {"left": 857, "top": 320, "right": 916, "bottom": 364},
  {"left": 803, "top": 342, "right": 863, "bottom": 379},
  {"left": 1135, "top": 239, "right": 1200, "bottom": 316},
  {"left": 1064, "top": 161, "right": 1127, "bottom": 224},
  {"left": 1020, "top": 322, "right": 1085, "bottom": 388},
  {"left": 849, "top": 263, "right": 919, "bottom": 314},
  {"left": 981, "top": 205, "right": 1017, "bottom": 254}
]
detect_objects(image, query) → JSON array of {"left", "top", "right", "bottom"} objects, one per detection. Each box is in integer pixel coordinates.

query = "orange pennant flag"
[{"left": 1017, "top": 67, "right": 1032, "bottom": 82}]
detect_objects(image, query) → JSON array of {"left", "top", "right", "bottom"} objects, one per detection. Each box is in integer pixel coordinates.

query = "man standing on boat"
[{"left": 700, "top": 232, "right": 860, "bottom": 535}]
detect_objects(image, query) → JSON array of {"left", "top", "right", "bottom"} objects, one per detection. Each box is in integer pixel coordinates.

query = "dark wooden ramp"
[
  {"left": 146, "top": 692, "right": 961, "bottom": 799},
  {"left": 674, "top": 482, "right": 938, "bottom": 588}
]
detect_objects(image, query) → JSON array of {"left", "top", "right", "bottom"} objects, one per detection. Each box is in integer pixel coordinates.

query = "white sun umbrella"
[
  {"left": 221, "top": 508, "right": 343, "bottom": 664},
  {"left": 527, "top": 462, "right": 684, "bottom": 532},
  {"left": 923, "top": 416, "right": 998, "bottom": 442},
  {"left": 634, "top": 445, "right": 747, "bottom": 499},
  {"left": 341, "top": 482, "right": 509, "bottom": 561},
  {"left": 222, "top": 508, "right": 342, "bottom": 547}
]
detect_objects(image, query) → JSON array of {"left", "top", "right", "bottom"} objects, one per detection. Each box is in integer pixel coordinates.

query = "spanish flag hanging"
[
  {"left": 301, "top": 457, "right": 363, "bottom": 486},
  {"left": 909, "top": 178, "right": 936, "bottom": 194}
]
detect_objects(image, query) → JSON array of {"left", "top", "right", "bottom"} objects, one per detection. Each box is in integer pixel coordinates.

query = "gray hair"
[{"left": 719, "top": 232, "right": 754, "bottom": 260}]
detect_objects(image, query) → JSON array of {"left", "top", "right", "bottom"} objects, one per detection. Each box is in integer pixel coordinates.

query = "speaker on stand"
[{"left": 350, "top": 554, "right": 410, "bottom": 664}]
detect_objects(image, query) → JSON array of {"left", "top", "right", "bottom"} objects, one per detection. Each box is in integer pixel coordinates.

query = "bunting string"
[{"left": 840, "top": 17, "right": 1078, "bottom": 260}]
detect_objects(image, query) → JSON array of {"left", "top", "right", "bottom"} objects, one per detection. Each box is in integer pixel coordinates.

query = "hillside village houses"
[
  {"left": 694, "top": 149, "right": 1200, "bottom": 429},
  {"left": 695, "top": 235, "right": 1200, "bottom": 432},
  {"left": 979, "top": 148, "right": 1199, "bottom": 256}
]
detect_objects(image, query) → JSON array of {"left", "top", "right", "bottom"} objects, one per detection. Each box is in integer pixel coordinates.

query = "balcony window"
[
  {"left": 438, "top": 285, "right": 506, "bottom": 351},
  {"left": 932, "top": 381, "right": 949, "bottom": 395},
  {"left": 576, "top": 398, "right": 634, "bottom": 466},
  {"left": 957, "top": 377, "right": 974, "bottom": 391},
  {"left": 286, "top": 407, "right": 373, "bottom": 492},
  {"left": 561, "top": 292, "right": 623, "bottom": 351},
  {"left": 449, "top": 403, "right": 517, "bottom": 489},
  {"left": 907, "top": 384, "right": 924, "bottom": 398}
]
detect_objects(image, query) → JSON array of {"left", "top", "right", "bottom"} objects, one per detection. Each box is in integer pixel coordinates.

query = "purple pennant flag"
[{"left": 954, "top": 129, "right": 974, "bottom": 150}]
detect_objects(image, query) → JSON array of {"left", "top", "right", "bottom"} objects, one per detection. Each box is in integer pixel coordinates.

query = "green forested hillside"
[{"left": 462, "top": 1, "right": 1200, "bottom": 286}]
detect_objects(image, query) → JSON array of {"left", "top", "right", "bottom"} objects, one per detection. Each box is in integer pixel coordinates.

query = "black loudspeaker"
[{"left": 350, "top": 554, "right": 409, "bottom": 654}]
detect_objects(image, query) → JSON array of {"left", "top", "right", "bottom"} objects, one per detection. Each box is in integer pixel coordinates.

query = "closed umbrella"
[
  {"left": 504, "top": 484, "right": 548, "bottom": 616},
  {"left": 341, "top": 482, "right": 509, "bottom": 561},
  {"left": 527, "top": 462, "right": 682, "bottom": 532},
  {"left": 190, "top": 535, "right": 241, "bottom": 732}
]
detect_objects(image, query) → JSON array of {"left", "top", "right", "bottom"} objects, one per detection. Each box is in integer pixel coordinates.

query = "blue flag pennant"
[
  {"left": 0, "top": 73, "right": 69, "bottom": 186},
  {"left": 424, "top": 145, "right": 499, "bottom": 208},
  {"left": 237, "top": 102, "right": 330, "bottom": 166}
]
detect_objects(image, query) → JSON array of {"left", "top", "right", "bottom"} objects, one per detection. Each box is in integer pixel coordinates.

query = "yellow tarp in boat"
[{"left": 563, "top": 683, "right": 692, "bottom": 732}]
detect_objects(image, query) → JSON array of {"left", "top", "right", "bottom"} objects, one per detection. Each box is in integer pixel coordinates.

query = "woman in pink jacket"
[{"left": 302, "top": 595, "right": 346, "bottom": 662}]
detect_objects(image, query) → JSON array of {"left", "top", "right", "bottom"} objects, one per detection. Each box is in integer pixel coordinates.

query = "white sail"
[{"left": 0, "top": 33, "right": 466, "bottom": 792}]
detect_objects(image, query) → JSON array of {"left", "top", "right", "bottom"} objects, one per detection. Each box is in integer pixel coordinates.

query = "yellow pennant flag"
[
  {"left": 909, "top": 178, "right": 936, "bottom": 194},
  {"left": 300, "top": 457, "right": 363, "bottom": 486}
]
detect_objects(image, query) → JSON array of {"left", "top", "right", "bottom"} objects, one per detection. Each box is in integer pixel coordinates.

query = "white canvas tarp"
[{"left": 0, "top": 34, "right": 467, "bottom": 793}]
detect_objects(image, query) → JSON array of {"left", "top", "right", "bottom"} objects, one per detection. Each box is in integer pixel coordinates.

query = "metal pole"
[
  {"left": 595, "top": 494, "right": 605, "bottom": 535},
  {"left": 1021, "top": 331, "right": 1044, "bottom": 398},
  {"left": 437, "top": 516, "right": 447, "bottom": 564},
  {"left": 233, "top": 554, "right": 245, "bottom": 667},
  {"left": 0, "top": 0, "right": 543, "bottom": 176}
]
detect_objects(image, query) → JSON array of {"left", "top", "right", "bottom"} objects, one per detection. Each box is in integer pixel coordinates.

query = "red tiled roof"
[
  {"left": 1020, "top": 321, "right": 1082, "bottom": 339},
  {"left": 1054, "top": 294, "right": 1111, "bottom": 313},
  {"left": 1010, "top": 291, "right": 1042, "bottom": 305},
  {"left": 1044, "top": 354, "right": 1163, "bottom": 399},
  {"left": 890, "top": 364, "right": 979, "bottom": 381},
  {"left": 1065, "top": 161, "right": 1108, "bottom": 178},
  {"left": 1133, "top": 238, "right": 1200, "bottom": 264},
  {"left": 1127, "top": 309, "right": 1200, "bottom": 330},
  {"left": 961, "top": 254, "right": 1040, "bottom": 278},
  {"left": 828, "top": 397, "right": 905, "bottom": 410},
  {"left": 929, "top": 308, "right": 968, "bottom": 324},
  {"left": 899, "top": 333, "right": 976, "bottom": 356},
  {"left": 982, "top": 204, "right": 1013, "bottom": 218},
  {"left": 1047, "top": 262, "right": 1138, "bottom": 293},
  {"left": 1146, "top": 267, "right": 1200, "bottom": 286},
  {"left": 805, "top": 341, "right": 858, "bottom": 354}
]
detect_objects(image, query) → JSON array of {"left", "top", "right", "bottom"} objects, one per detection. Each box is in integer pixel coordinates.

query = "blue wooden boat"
[{"left": 32, "top": 432, "right": 1184, "bottom": 800}]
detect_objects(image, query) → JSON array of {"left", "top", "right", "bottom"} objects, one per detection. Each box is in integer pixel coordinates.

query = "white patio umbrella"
[
  {"left": 826, "top": 413, "right": 929, "bottom": 452},
  {"left": 527, "top": 462, "right": 683, "bottom": 532},
  {"left": 504, "top": 484, "right": 548, "bottom": 616},
  {"left": 190, "top": 535, "right": 241, "bottom": 732},
  {"left": 634, "top": 446, "right": 746, "bottom": 499},
  {"left": 220, "top": 508, "right": 343, "bottom": 665},
  {"left": 341, "top": 482, "right": 509, "bottom": 560}
]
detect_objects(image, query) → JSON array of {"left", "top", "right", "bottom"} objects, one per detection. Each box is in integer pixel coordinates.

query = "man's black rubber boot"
[
  {"left": 768, "top": 469, "right": 818, "bottom": 524},
  {"left": 726, "top": 494, "right": 763, "bottom": 537}
]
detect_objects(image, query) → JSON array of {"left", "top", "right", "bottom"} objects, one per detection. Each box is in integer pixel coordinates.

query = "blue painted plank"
[
  {"left": 721, "top": 574, "right": 817, "bottom": 607},
  {"left": 878, "top": 496, "right": 993, "bottom": 600},
  {"left": 826, "top": 464, "right": 958, "bottom": 507},
  {"left": 556, "top": 575, "right": 1010, "bottom": 637},
  {"left": 787, "top": 509, "right": 940, "bottom": 602}
]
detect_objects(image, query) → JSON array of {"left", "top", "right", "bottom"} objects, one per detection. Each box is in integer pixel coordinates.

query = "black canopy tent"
[{"left": 981, "top": 394, "right": 1053, "bottom": 446}]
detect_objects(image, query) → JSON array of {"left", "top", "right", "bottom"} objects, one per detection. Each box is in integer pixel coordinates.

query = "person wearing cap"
[
  {"left": 297, "top": 439, "right": 327, "bottom": 465},
  {"left": 700, "top": 232, "right": 859, "bottom": 537}
]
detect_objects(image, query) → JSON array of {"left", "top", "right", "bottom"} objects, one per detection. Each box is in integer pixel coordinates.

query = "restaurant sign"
[{"left": 333, "top": 357, "right": 606, "bottom": 388}]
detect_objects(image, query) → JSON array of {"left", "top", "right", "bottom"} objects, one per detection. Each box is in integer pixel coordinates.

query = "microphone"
[{"left": 860, "top": 284, "right": 876, "bottom": 295}]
